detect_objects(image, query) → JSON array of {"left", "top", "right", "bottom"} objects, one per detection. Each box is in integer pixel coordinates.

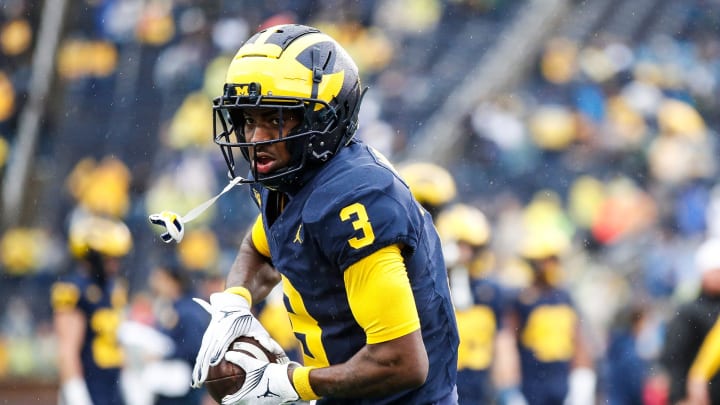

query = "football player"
[
  {"left": 436, "top": 204, "right": 504, "bottom": 404},
  {"left": 686, "top": 315, "right": 720, "bottom": 405},
  {"left": 188, "top": 24, "right": 459, "bottom": 405},
  {"left": 397, "top": 161, "right": 457, "bottom": 220},
  {"left": 662, "top": 237, "right": 720, "bottom": 405},
  {"left": 147, "top": 261, "right": 210, "bottom": 405},
  {"left": 498, "top": 230, "right": 595, "bottom": 405},
  {"left": 52, "top": 213, "right": 132, "bottom": 405}
]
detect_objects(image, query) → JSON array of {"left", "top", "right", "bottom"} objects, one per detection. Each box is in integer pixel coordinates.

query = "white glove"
[
  {"left": 497, "top": 386, "right": 528, "bottom": 405},
  {"left": 564, "top": 368, "right": 596, "bottom": 405},
  {"left": 59, "top": 377, "right": 94, "bottom": 405},
  {"left": 144, "top": 359, "right": 193, "bottom": 396},
  {"left": 221, "top": 351, "right": 300, "bottom": 405},
  {"left": 117, "top": 320, "right": 175, "bottom": 362},
  {"left": 191, "top": 291, "right": 286, "bottom": 388}
]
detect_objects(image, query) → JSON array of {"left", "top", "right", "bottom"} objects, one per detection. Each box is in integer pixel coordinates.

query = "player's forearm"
[
  {"left": 58, "top": 350, "right": 84, "bottom": 382},
  {"left": 225, "top": 233, "right": 281, "bottom": 303},
  {"left": 54, "top": 311, "right": 86, "bottom": 382},
  {"left": 296, "top": 331, "right": 428, "bottom": 399}
]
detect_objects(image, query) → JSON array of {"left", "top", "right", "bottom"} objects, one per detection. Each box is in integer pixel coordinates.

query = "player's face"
[
  {"left": 150, "top": 267, "right": 176, "bottom": 299},
  {"left": 101, "top": 256, "right": 121, "bottom": 276},
  {"left": 530, "top": 256, "right": 561, "bottom": 286},
  {"left": 242, "top": 107, "right": 301, "bottom": 175},
  {"left": 456, "top": 241, "right": 476, "bottom": 265}
]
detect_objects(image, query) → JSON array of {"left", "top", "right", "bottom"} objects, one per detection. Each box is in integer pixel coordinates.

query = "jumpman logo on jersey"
[
  {"left": 258, "top": 378, "right": 280, "bottom": 399},
  {"left": 294, "top": 224, "right": 303, "bottom": 244}
]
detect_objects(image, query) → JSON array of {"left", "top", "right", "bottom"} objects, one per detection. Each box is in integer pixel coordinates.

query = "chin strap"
[{"left": 148, "top": 175, "right": 246, "bottom": 243}]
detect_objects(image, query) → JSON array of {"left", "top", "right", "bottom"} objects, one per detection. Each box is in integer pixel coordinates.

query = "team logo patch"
[{"left": 293, "top": 224, "right": 303, "bottom": 244}]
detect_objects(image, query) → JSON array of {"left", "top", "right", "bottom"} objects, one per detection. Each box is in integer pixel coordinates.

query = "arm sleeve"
[
  {"left": 344, "top": 244, "right": 421, "bottom": 344},
  {"left": 51, "top": 282, "right": 81, "bottom": 312},
  {"left": 251, "top": 214, "right": 271, "bottom": 258},
  {"left": 689, "top": 317, "right": 720, "bottom": 381}
]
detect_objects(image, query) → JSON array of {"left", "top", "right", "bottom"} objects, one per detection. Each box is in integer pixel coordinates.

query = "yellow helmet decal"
[
  {"left": 436, "top": 203, "right": 491, "bottom": 246},
  {"left": 212, "top": 24, "right": 365, "bottom": 191},
  {"left": 69, "top": 215, "right": 133, "bottom": 258},
  {"left": 398, "top": 162, "right": 457, "bottom": 208},
  {"left": 520, "top": 228, "right": 570, "bottom": 260},
  {"left": 226, "top": 31, "right": 345, "bottom": 110}
]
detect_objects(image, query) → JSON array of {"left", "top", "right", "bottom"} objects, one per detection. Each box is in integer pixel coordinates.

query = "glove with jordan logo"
[
  {"left": 191, "top": 289, "right": 287, "bottom": 388},
  {"left": 220, "top": 352, "right": 301, "bottom": 405}
]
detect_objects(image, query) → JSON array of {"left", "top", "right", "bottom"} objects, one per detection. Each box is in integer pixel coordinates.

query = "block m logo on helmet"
[
  {"left": 214, "top": 24, "right": 366, "bottom": 192},
  {"left": 224, "top": 82, "right": 262, "bottom": 98}
]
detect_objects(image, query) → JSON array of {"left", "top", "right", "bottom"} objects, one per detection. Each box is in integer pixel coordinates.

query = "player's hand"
[
  {"left": 59, "top": 377, "right": 94, "bottom": 405},
  {"left": 221, "top": 351, "right": 300, "bottom": 405},
  {"left": 564, "top": 368, "right": 596, "bottom": 405},
  {"left": 685, "top": 376, "right": 711, "bottom": 405},
  {"left": 496, "top": 385, "right": 528, "bottom": 405},
  {"left": 191, "top": 291, "right": 286, "bottom": 388}
]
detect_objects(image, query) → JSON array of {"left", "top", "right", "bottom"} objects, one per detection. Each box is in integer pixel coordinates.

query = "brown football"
[{"left": 204, "top": 336, "right": 282, "bottom": 404}]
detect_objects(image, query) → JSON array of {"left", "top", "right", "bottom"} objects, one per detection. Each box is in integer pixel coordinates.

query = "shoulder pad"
[{"left": 51, "top": 281, "right": 81, "bottom": 311}]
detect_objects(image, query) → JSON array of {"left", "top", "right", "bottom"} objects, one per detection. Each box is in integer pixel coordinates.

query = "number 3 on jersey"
[
  {"left": 340, "top": 202, "right": 375, "bottom": 249},
  {"left": 283, "top": 276, "right": 329, "bottom": 367}
]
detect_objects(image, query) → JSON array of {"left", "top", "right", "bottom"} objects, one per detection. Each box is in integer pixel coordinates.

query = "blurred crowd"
[
  {"left": 0, "top": 0, "right": 720, "bottom": 403},
  {"left": 452, "top": 0, "right": 720, "bottom": 360}
]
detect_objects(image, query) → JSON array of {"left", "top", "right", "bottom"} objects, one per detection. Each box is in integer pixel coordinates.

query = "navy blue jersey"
[
  {"left": 455, "top": 277, "right": 504, "bottom": 404},
  {"left": 154, "top": 294, "right": 209, "bottom": 405},
  {"left": 154, "top": 294, "right": 209, "bottom": 364},
  {"left": 51, "top": 273, "right": 127, "bottom": 405},
  {"left": 510, "top": 287, "right": 577, "bottom": 405},
  {"left": 251, "top": 141, "right": 459, "bottom": 404}
]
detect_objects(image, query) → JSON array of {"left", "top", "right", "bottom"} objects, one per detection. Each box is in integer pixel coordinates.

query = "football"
[{"left": 204, "top": 336, "right": 282, "bottom": 404}]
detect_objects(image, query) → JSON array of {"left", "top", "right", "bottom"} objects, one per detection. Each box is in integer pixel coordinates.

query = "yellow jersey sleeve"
[
  {"left": 50, "top": 282, "right": 81, "bottom": 312},
  {"left": 689, "top": 317, "right": 720, "bottom": 381},
  {"left": 251, "top": 214, "right": 271, "bottom": 258},
  {"left": 344, "top": 244, "right": 420, "bottom": 344}
]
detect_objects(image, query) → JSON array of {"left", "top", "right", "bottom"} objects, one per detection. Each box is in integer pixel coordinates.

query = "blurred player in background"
[
  {"left": 118, "top": 261, "right": 212, "bottom": 405},
  {"left": 498, "top": 230, "right": 595, "bottom": 405},
  {"left": 602, "top": 302, "right": 656, "bottom": 405},
  {"left": 685, "top": 314, "right": 720, "bottom": 405},
  {"left": 436, "top": 203, "right": 505, "bottom": 404},
  {"left": 397, "top": 161, "right": 457, "bottom": 220},
  {"left": 146, "top": 260, "right": 210, "bottom": 405},
  {"left": 158, "top": 24, "right": 461, "bottom": 404},
  {"left": 660, "top": 237, "right": 720, "bottom": 404},
  {"left": 51, "top": 213, "right": 132, "bottom": 405}
]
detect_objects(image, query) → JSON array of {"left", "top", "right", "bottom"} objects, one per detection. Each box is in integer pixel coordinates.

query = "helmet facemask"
[
  {"left": 213, "top": 24, "right": 366, "bottom": 191},
  {"left": 213, "top": 82, "right": 341, "bottom": 190},
  {"left": 214, "top": 80, "right": 364, "bottom": 190}
]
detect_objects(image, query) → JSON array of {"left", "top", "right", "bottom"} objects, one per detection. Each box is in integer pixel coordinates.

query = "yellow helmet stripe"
[{"left": 227, "top": 32, "right": 345, "bottom": 107}]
